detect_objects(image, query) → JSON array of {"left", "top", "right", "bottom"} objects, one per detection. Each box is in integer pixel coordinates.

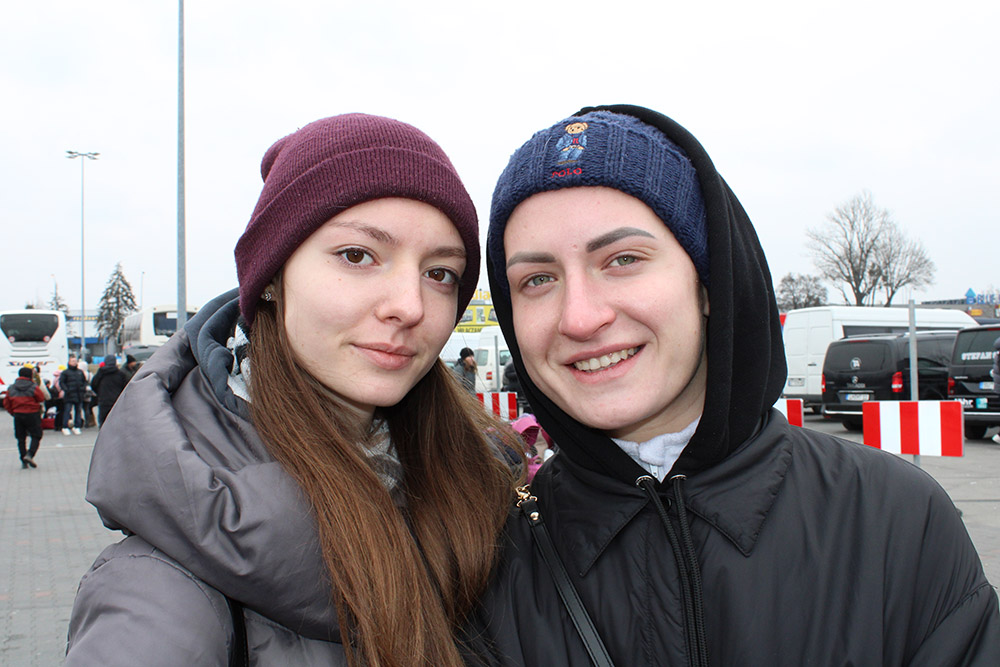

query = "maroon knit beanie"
[{"left": 235, "top": 113, "right": 480, "bottom": 326}]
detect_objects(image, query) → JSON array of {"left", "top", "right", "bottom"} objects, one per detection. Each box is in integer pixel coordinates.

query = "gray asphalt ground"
[{"left": 1, "top": 415, "right": 998, "bottom": 665}]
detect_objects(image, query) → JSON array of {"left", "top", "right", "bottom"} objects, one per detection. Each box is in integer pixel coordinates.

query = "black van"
[
  {"left": 822, "top": 331, "right": 958, "bottom": 430},
  {"left": 947, "top": 324, "right": 1000, "bottom": 440}
]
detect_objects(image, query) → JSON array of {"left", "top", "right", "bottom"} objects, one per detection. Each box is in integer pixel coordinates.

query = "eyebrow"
[
  {"left": 329, "top": 220, "right": 466, "bottom": 259},
  {"left": 329, "top": 220, "right": 395, "bottom": 245},
  {"left": 506, "top": 251, "right": 556, "bottom": 269},
  {"left": 506, "top": 226, "right": 656, "bottom": 269},
  {"left": 585, "top": 227, "right": 656, "bottom": 252}
]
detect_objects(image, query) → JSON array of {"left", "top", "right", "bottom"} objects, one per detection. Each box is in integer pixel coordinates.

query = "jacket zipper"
[{"left": 636, "top": 475, "right": 709, "bottom": 666}]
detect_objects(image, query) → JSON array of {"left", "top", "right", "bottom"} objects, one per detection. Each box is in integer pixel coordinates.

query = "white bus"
[
  {"left": 120, "top": 305, "right": 198, "bottom": 351},
  {"left": 0, "top": 309, "right": 68, "bottom": 397}
]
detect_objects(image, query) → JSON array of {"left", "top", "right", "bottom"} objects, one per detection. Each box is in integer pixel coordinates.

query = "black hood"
[{"left": 486, "top": 104, "right": 786, "bottom": 483}]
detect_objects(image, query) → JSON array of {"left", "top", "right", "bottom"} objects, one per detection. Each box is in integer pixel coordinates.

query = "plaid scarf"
[{"left": 226, "top": 319, "right": 405, "bottom": 504}]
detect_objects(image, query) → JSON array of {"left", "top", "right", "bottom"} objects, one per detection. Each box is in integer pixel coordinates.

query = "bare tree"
[
  {"left": 776, "top": 273, "right": 827, "bottom": 311},
  {"left": 871, "top": 224, "right": 935, "bottom": 305},
  {"left": 807, "top": 191, "right": 890, "bottom": 306}
]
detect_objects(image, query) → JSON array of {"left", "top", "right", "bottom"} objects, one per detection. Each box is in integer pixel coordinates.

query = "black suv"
[
  {"left": 822, "top": 331, "right": 958, "bottom": 430},
  {"left": 947, "top": 324, "right": 1000, "bottom": 440}
]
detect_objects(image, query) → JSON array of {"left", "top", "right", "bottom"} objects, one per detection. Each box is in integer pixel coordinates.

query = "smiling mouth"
[{"left": 572, "top": 347, "right": 639, "bottom": 372}]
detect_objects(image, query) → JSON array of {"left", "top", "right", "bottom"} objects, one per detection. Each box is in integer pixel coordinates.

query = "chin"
[{"left": 565, "top": 405, "right": 638, "bottom": 435}]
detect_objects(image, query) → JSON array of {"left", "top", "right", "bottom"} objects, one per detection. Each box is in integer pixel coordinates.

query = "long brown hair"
[{"left": 248, "top": 284, "right": 520, "bottom": 666}]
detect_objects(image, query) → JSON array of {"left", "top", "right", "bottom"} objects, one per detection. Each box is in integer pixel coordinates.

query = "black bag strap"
[
  {"left": 226, "top": 595, "right": 249, "bottom": 667},
  {"left": 516, "top": 487, "right": 615, "bottom": 667}
]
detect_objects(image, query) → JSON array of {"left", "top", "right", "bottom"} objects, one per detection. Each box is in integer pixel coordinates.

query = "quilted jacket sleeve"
[
  {"left": 908, "top": 581, "right": 1000, "bottom": 666},
  {"left": 66, "top": 537, "right": 232, "bottom": 667}
]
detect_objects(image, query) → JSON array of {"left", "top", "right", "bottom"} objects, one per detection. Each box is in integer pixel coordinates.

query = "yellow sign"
[{"left": 453, "top": 301, "right": 498, "bottom": 333}]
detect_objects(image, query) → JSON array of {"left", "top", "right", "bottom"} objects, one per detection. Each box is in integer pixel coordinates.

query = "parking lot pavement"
[
  {"left": 1, "top": 423, "right": 107, "bottom": 666},
  {"left": 1, "top": 416, "right": 998, "bottom": 665}
]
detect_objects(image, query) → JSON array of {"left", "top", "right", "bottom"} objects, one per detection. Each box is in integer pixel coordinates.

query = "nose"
[
  {"left": 374, "top": 268, "right": 425, "bottom": 327},
  {"left": 557, "top": 271, "right": 615, "bottom": 340}
]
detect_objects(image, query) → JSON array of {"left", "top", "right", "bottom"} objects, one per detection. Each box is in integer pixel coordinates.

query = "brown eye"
[
  {"left": 337, "top": 248, "right": 374, "bottom": 265},
  {"left": 426, "top": 268, "right": 458, "bottom": 284}
]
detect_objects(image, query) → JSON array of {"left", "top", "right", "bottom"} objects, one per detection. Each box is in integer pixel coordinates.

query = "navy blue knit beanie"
[{"left": 488, "top": 110, "right": 708, "bottom": 297}]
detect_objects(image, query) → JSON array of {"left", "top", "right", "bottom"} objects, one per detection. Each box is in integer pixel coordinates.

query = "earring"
[{"left": 262, "top": 290, "right": 273, "bottom": 302}]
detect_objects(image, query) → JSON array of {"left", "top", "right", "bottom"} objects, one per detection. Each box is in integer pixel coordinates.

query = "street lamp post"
[{"left": 66, "top": 150, "right": 99, "bottom": 360}]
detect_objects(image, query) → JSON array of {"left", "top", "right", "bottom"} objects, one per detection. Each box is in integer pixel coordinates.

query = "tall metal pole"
[
  {"left": 66, "top": 150, "right": 99, "bottom": 360},
  {"left": 908, "top": 295, "right": 921, "bottom": 468},
  {"left": 177, "top": 0, "right": 188, "bottom": 329}
]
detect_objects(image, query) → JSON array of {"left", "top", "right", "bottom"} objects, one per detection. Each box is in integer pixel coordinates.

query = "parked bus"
[
  {"left": 0, "top": 309, "right": 68, "bottom": 398},
  {"left": 119, "top": 305, "right": 198, "bottom": 350}
]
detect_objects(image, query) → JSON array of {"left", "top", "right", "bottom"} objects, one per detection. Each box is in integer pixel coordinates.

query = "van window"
[
  {"left": 951, "top": 329, "right": 1000, "bottom": 366},
  {"left": 825, "top": 341, "right": 889, "bottom": 370},
  {"left": 499, "top": 350, "right": 512, "bottom": 367},
  {"left": 842, "top": 325, "right": 899, "bottom": 337},
  {"left": 475, "top": 350, "right": 488, "bottom": 366},
  {"left": 911, "top": 337, "right": 954, "bottom": 368}
]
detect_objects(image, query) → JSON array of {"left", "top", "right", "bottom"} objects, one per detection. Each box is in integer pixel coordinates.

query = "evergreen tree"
[
  {"left": 48, "top": 282, "right": 71, "bottom": 316},
  {"left": 97, "top": 262, "right": 138, "bottom": 345}
]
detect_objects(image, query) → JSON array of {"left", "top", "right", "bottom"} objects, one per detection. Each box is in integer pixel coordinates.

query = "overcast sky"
[{"left": 3, "top": 0, "right": 997, "bottom": 315}]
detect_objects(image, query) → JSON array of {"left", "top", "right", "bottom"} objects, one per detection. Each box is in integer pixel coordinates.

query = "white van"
[
  {"left": 782, "top": 306, "right": 977, "bottom": 410},
  {"left": 475, "top": 326, "right": 511, "bottom": 393}
]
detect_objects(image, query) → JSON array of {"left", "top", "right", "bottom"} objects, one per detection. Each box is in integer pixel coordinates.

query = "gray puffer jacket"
[{"left": 66, "top": 289, "right": 346, "bottom": 665}]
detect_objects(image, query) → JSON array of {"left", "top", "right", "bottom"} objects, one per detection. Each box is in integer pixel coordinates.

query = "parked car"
[
  {"left": 947, "top": 324, "right": 1000, "bottom": 440},
  {"left": 821, "top": 331, "right": 958, "bottom": 430},
  {"left": 782, "top": 306, "right": 976, "bottom": 412},
  {"left": 122, "top": 344, "right": 161, "bottom": 362}
]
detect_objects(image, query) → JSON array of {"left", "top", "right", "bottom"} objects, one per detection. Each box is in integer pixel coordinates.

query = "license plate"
[
  {"left": 845, "top": 393, "right": 870, "bottom": 402},
  {"left": 787, "top": 378, "right": 804, "bottom": 387},
  {"left": 981, "top": 381, "right": 995, "bottom": 391}
]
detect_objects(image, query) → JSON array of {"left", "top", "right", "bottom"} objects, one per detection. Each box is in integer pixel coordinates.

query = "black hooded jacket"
[
  {"left": 473, "top": 105, "right": 999, "bottom": 665},
  {"left": 90, "top": 359, "right": 129, "bottom": 408}
]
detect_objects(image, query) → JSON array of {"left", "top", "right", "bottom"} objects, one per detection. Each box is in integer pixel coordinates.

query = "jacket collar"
[{"left": 539, "top": 410, "right": 793, "bottom": 576}]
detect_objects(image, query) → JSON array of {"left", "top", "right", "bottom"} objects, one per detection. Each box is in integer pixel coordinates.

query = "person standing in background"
[
  {"left": 90, "top": 356, "right": 129, "bottom": 427},
  {"left": 51, "top": 365, "right": 66, "bottom": 433},
  {"left": 452, "top": 347, "right": 477, "bottom": 393},
  {"left": 4, "top": 366, "right": 50, "bottom": 468},
  {"left": 122, "top": 355, "right": 140, "bottom": 382},
  {"left": 59, "top": 355, "right": 87, "bottom": 435}
]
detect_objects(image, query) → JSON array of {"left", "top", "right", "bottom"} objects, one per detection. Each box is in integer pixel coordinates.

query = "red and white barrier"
[
  {"left": 476, "top": 392, "right": 519, "bottom": 421},
  {"left": 862, "top": 401, "right": 964, "bottom": 457},
  {"left": 774, "top": 398, "right": 804, "bottom": 427}
]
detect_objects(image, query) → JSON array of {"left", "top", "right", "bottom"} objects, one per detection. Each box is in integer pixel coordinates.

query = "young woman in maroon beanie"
[{"left": 66, "top": 114, "right": 520, "bottom": 666}]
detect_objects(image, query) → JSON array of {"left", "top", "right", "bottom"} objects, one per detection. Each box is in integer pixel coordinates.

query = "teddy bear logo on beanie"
[{"left": 555, "top": 122, "right": 589, "bottom": 164}]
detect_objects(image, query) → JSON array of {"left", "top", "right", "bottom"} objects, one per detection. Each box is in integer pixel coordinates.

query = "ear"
[{"left": 700, "top": 284, "right": 710, "bottom": 317}]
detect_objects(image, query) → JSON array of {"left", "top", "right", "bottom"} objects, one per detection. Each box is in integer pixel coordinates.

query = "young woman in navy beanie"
[
  {"left": 470, "top": 105, "right": 998, "bottom": 665},
  {"left": 67, "top": 114, "right": 520, "bottom": 666}
]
